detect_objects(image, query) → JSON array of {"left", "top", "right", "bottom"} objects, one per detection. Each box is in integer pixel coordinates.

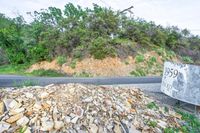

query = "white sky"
[{"left": 1, "top": 0, "right": 200, "bottom": 35}]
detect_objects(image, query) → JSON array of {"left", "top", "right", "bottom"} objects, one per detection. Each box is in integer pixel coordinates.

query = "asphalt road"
[{"left": 0, "top": 75, "right": 162, "bottom": 87}]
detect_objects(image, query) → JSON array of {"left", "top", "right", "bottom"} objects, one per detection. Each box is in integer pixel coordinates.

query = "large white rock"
[
  {"left": 16, "top": 116, "right": 29, "bottom": 126},
  {"left": 3, "top": 99, "right": 21, "bottom": 110},
  {"left": 9, "top": 107, "right": 25, "bottom": 115},
  {"left": 24, "top": 92, "right": 34, "bottom": 99},
  {"left": 39, "top": 92, "right": 49, "bottom": 99},
  {"left": 64, "top": 116, "right": 71, "bottom": 123},
  {"left": 54, "top": 121, "right": 64, "bottom": 130},
  {"left": 71, "top": 116, "right": 79, "bottom": 124},
  {"left": 0, "top": 121, "right": 10, "bottom": 133}
]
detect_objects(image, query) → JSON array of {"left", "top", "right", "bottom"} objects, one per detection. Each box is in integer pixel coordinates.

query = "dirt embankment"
[{"left": 27, "top": 51, "right": 180, "bottom": 77}]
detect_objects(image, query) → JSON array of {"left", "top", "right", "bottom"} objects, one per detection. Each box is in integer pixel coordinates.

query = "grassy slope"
[{"left": 0, "top": 64, "right": 65, "bottom": 77}]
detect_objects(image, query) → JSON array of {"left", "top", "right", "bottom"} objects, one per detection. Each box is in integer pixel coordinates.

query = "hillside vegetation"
[{"left": 0, "top": 3, "right": 199, "bottom": 76}]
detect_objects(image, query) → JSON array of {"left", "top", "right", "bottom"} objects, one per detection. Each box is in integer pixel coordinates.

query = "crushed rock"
[{"left": 0, "top": 83, "right": 184, "bottom": 132}]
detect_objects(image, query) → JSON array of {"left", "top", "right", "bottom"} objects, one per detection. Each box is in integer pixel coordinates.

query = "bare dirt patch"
[
  {"left": 28, "top": 57, "right": 136, "bottom": 77},
  {"left": 27, "top": 50, "right": 181, "bottom": 77}
]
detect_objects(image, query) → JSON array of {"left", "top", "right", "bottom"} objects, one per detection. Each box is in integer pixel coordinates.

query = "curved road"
[{"left": 0, "top": 75, "right": 162, "bottom": 87}]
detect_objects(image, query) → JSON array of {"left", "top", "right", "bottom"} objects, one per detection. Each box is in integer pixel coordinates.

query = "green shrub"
[
  {"left": 135, "top": 55, "right": 145, "bottom": 63},
  {"left": 70, "top": 59, "right": 77, "bottom": 69},
  {"left": 150, "top": 56, "right": 157, "bottom": 63},
  {"left": 147, "top": 102, "right": 158, "bottom": 109},
  {"left": 56, "top": 56, "right": 66, "bottom": 66},
  {"left": 30, "top": 69, "right": 65, "bottom": 77},
  {"left": 89, "top": 37, "right": 116, "bottom": 59},
  {"left": 167, "top": 50, "right": 176, "bottom": 59},
  {"left": 155, "top": 47, "right": 165, "bottom": 56},
  {"left": 177, "top": 110, "right": 200, "bottom": 132},
  {"left": 0, "top": 64, "right": 30, "bottom": 74},
  {"left": 74, "top": 71, "right": 91, "bottom": 77},
  {"left": 164, "top": 127, "right": 179, "bottom": 133},
  {"left": 148, "top": 56, "right": 157, "bottom": 66},
  {"left": 148, "top": 121, "right": 157, "bottom": 128},
  {"left": 73, "top": 49, "right": 82, "bottom": 59},
  {"left": 130, "top": 68, "right": 146, "bottom": 77},
  {"left": 182, "top": 56, "right": 193, "bottom": 64},
  {"left": 29, "top": 44, "right": 50, "bottom": 62}
]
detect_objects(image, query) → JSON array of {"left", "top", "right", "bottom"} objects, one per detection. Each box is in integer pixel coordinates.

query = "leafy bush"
[
  {"left": 130, "top": 68, "right": 146, "bottom": 76},
  {"left": 29, "top": 44, "right": 50, "bottom": 62},
  {"left": 182, "top": 56, "right": 193, "bottom": 64},
  {"left": 89, "top": 37, "right": 116, "bottom": 59},
  {"left": 74, "top": 71, "right": 91, "bottom": 77},
  {"left": 0, "top": 64, "right": 30, "bottom": 74},
  {"left": 148, "top": 121, "right": 157, "bottom": 128},
  {"left": 167, "top": 50, "right": 176, "bottom": 59},
  {"left": 56, "top": 56, "right": 66, "bottom": 66},
  {"left": 148, "top": 56, "right": 157, "bottom": 66},
  {"left": 70, "top": 59, "right": 77, "bottom": 69},
  {"left": 149, "top": 56, "right": 157, "bottom": 63},
  {"left": 147, "top": 102, "right": 158, "bottom": 109},
  {"left": 135, "top": 55, "right": 145, "bottom": 63}
]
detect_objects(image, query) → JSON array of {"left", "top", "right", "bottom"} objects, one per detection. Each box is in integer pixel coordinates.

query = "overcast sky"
[{"left": 1, "top": 0, "right": 200, "bottom": 35}]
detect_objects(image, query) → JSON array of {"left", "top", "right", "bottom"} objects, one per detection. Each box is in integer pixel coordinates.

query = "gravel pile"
[{"left": 0, "top": 84, "right": 183, "bottom": 132}]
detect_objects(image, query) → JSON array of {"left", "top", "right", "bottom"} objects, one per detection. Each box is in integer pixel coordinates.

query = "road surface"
[{"left": 0, "top": 75, "right": 162, "bottom": 87}]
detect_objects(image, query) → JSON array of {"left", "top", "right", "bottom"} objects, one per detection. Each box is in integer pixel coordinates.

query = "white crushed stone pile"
[{"left": 0, "top": 84, "right": 182, "bottom": 132}]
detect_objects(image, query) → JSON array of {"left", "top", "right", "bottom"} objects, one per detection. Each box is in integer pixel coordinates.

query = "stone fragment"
[
  {"left": 8, "top": 100, "right": 21, "bottom": 109},
  {"left": 16, "top": 116, "right": 29, "bottom": 126},
  {"left": 24, "top": 127, "right": 31, "bottom": 133},
  {"left": 89, "top": 124, "right": 98, "bottom": 133},
  {"left": 9, "top": 107, "right": 25, "bottom": 115},
  {"left": 24, "top": 92, "right": 34, "bottom": 99},
  {"left": 4, "top": 99, "right": 21, "bottom": 110},
  {"left": 129, "top": 125, "right": 141, "bottom": 133},
  {"left": 41, "top": 120, "right": 54, "bottom": 131},
  {"left": 6, "top": 113, "right": 23, "bottom": 124},
  {"left": 42, "top": 102, "right": 50, "bottom": 110},
  {"left": 155, "top": 127, "right": 162, "bottom": 133},
  {"left": 41, "top": 117, "right": 49, "bottom": 122},
  {"left": 54, "top": 121, "right": 64, "bottom": 130},
  {"left": 29, "top": 116, "right": 38, "bottom": 124},
  {"left": 65, "top": 116, "right": 71, "bottom": 123},
  {"left": 0, "top": 121, "right": 10, "bottom": 133},
  {"left": 104, "top": 98, "right": 112, "bottom": 106},
  {"left": 114, "top": 124, "right": 121, "bottom": 133},
  {"left": 0, "top": 101, "right": 5, "bottom": 115},
  {"left": 82, "top": 97, "right": 93, "bottom": 102},
  {"left": 39, "top": 92, "right": 49, "bottom": 99},
  {"left": 74, "top": 106, "right": 84, "bottom": 118},
  {"left": 33, "top": 102, "right": 42, "bottom": 111},
  {"left": 158, "top": 120, "right": 167, "bottom": 129},
  {"left": 71, "top": 116, "right": 79, "bottom": 124}
]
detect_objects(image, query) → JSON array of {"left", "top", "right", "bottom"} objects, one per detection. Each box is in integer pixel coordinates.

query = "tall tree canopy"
[{"left": 0, "top": 3, "right": 199, "bottom": 64}]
